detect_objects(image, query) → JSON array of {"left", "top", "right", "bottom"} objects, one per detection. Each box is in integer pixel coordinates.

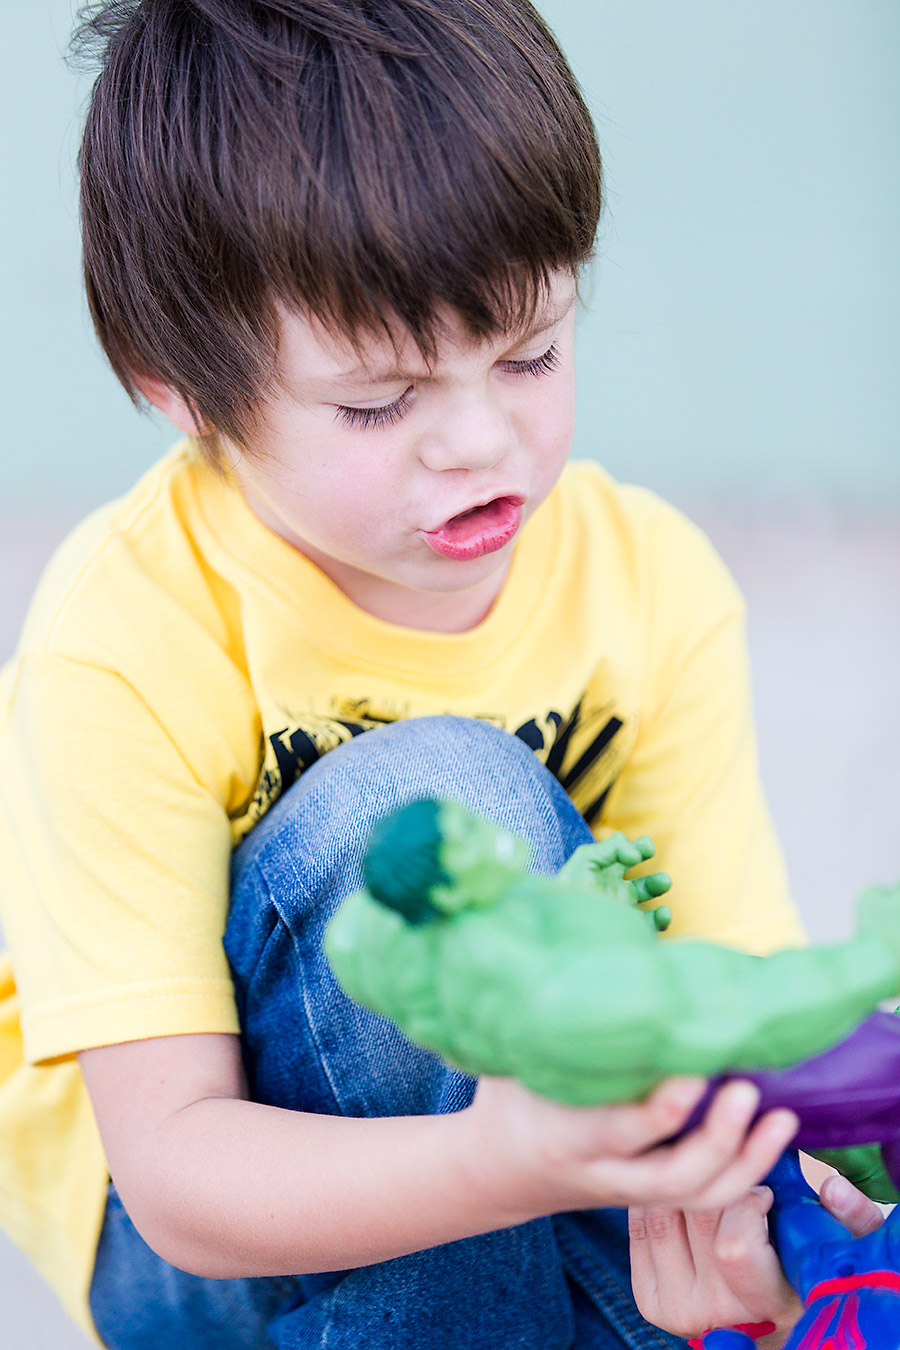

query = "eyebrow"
[{"left": 330, "top": 295, "right": 576, "bottom": 389}]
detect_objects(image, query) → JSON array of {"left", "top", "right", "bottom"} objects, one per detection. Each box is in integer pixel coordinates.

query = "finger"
[
  {"left": 684, "top": 1204, "right": 731, "bottom": 1255},
  {"left": 591, "top": 834, "right": 625, "bottom": 868},
  {"left": 629, "top": 835, "right": 657, "bottom": 863},
  {"left": 614, "top": 838, "right": 647, "bottom": 869},
  {"left": 621, "top": 1084, "right": 794, "bottom": 1210},
  {"left": 630, "top": 1204, "right": 700, "bottom": 1297},
  {"left": 631, "top": 872, "right": 672, "bottom": 902},
  {"left": 628, "top": 1206, "right": 663, "bottom": 1311},
  {"left": 584, "top": 1082, "right": 758, "bottom": 1205},
  {"left": 643, "top": 1080, "right": 764, "bottom": 1200},
  {"left": 715, "top": 1186, "right": 773, "bottom": 1267},
  {"left": 592, "top": 1076, "right": 709, "bottom": 1157},
  {"left": 688, "top": 1105, "right": 800, "bottom": 1211},
  {"left": 819, "top": 1172, "right": 886, "bottom": 1238},
  {"left": 715, "top": 1187, "right": 802, "bottom": 1326}
]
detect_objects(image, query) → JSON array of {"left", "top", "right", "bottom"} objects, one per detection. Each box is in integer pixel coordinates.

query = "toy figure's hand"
[
  {"left": 557, "top": 831, "right": 672, "bottom": 917},
  {"left": 564, "top": 831, "right": 660, "bottom": 878},
  {"left": 629, "top": 1170, "right": 886, "bottom": 1345},
  {"left": 588, "top": 832, "right": 657, "bottom": 873},
  {"left": 464, "top": 1076, "right": 798, "bottom": 1218}
]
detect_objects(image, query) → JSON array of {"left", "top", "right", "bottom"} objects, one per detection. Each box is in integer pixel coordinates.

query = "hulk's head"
[{"left": 362, "top": 799, "right": 530, "bottom": 925}]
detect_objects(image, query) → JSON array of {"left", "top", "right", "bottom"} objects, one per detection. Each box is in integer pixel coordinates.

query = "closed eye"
[
  {"left": 335, "top": 387, "right": 415, "bottom": 430},
  {"left": 499, "top": 342, "right": 561, "bottom": 377},
  {"left": 334, "top": 342, "right": 561, "bottom": 431}
]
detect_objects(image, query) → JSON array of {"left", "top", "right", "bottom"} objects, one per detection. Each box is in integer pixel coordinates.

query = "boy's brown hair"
[{"left": 73, "top": 0, "right": 602, "bottom": 458}]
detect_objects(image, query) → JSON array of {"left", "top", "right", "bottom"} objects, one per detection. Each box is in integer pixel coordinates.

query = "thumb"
[{"left": 819, "top": 1173, "right": 885, "bottom": 1238}]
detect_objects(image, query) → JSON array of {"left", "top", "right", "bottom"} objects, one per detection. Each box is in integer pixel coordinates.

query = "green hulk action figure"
[{"left": 325, "top": 798, "right": 900, "bottom": 1107}]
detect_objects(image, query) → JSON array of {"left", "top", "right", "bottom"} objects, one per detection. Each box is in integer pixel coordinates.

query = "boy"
[{"left": 0, "top": 2, "right": 877, "bottom": 1347}]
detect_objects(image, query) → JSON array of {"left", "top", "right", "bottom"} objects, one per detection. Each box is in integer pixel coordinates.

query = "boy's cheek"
[
  {"left": 529, "top": 415, "right": 575, "bottom": 489},
  {"left": 527, "top": 378, "right": 576, "bottom": 458}
]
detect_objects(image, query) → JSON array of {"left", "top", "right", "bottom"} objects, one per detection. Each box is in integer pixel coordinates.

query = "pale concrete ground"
[{"left": 0, "top": 501, "right": 898, "bottom": 1346}]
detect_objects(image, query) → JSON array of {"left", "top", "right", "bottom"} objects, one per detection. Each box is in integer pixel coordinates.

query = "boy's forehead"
[{"left": 276, "top": 273, "right": 577, "bottom": 391}]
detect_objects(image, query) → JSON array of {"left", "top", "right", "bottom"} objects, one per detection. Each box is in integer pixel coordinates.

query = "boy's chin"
[{"left": 344, "top": 556, "right": 515, "bottom": 632}]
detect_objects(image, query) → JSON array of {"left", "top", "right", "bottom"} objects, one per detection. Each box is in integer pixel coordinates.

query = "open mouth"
[{"left": 421, "top": 496, "right": 524, "bottom": 561}]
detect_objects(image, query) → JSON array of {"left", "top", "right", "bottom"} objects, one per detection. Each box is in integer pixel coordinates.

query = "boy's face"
[{"left": 229, "top": 270, "right": 577, "bottom": 632}]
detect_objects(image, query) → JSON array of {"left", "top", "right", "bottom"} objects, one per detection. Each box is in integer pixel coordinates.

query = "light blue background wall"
[{"left": 2, "top": 0, "right": 898, "bottom": 511}]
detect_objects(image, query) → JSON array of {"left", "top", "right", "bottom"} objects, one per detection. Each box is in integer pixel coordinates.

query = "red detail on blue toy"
[
  {"left": 689, "top": 1323, "right": 775, "bottom": 1348},
  {"left": 794, "top": 1294, "right": 862, "bottom": 1350}
]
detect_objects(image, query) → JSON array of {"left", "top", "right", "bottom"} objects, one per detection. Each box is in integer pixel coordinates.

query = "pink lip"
[{"left": 421, "top": 495, "right": 524, "bottom": 561}]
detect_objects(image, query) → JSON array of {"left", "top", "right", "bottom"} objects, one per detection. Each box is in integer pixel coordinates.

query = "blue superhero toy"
[{"left": 702, "top": 1151, "right": 900, "bottom": 1349}]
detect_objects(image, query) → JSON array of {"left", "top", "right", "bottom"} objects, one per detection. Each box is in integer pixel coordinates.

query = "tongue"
[{"left": 441, "top": 498, "right": 507, "bottom": 540}]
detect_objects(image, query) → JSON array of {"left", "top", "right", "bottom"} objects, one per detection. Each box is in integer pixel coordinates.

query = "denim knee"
[{"left": 232, "top": 714, "right": 591, "bottom": 894}]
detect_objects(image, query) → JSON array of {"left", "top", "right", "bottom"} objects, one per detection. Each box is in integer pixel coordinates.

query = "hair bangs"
[{"left": 74, "top": 0, "right": 601, "bottom": 458}]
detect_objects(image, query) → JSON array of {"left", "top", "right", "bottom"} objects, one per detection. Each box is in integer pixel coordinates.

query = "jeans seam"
[
  {"left": 555, "top": 1219, "right": 687, "bottom": 1350},
  {"left": 239, "top": 860, "right": 283, "bottom": 991},
  {"left": 255, "top": 860, "right": 348, "bottom": 1116},
  {"left": 316, "top": 1283, "right": 341, "bottom": 1350}
]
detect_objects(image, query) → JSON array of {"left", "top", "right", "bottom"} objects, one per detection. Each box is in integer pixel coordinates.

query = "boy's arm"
[{"left": 79, "top": 1034, "right": 798, "bottom": 1279}]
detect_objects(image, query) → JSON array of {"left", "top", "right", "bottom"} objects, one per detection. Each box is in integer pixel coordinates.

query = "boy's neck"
[
  {"left": 296, "top": 543, "right": 513, "bottom": 633},
  {"left": 339, "top": 568, "right": 511, "bottom": 633}
]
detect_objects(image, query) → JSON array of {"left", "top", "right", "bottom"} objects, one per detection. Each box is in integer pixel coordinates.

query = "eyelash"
[
  {"left": 335, "top": 341, "right": 561, "bottom": 430},
  {"left": 336, "top": 388, "right": 415, "bottom": 431}
]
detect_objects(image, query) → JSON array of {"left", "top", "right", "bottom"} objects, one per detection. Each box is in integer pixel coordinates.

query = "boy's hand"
[
  {"left": 628, "top": 1169, "right": 885, "bottom": 1345},
  {"left": 463, "top": 1076, "right": 799, "bottom": 1219}
]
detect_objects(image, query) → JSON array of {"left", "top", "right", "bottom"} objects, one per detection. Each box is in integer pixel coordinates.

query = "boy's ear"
[{"left": 134, "top": 375, "right": 212, "bottom": 436}]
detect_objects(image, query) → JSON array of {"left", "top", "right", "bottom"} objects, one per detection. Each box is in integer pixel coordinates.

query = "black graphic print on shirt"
[{"left": 243, "top": 695, "right": 627, "bottom": 835}]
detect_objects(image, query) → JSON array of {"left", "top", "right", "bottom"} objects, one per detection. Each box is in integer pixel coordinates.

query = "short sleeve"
[
  {"left": 0, "top": 653, "right": 240, "bottom": 1063},
  {"left": 600, "top": 506, "right": 806, "bottom": 955}
]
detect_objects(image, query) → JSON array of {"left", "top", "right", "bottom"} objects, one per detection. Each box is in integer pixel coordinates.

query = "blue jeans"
[{"left": 89, "top": 717, "right": 688, "bottom": 1350}]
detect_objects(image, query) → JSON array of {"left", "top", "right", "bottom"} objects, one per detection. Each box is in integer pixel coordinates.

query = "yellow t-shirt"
[{"left": 0, "top": 442, "right": 804, "bottom": 1340}]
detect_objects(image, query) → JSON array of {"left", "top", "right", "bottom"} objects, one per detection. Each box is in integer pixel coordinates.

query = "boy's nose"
[{"left": 416, "top": 400, "right": 515, "bottom": 474}]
